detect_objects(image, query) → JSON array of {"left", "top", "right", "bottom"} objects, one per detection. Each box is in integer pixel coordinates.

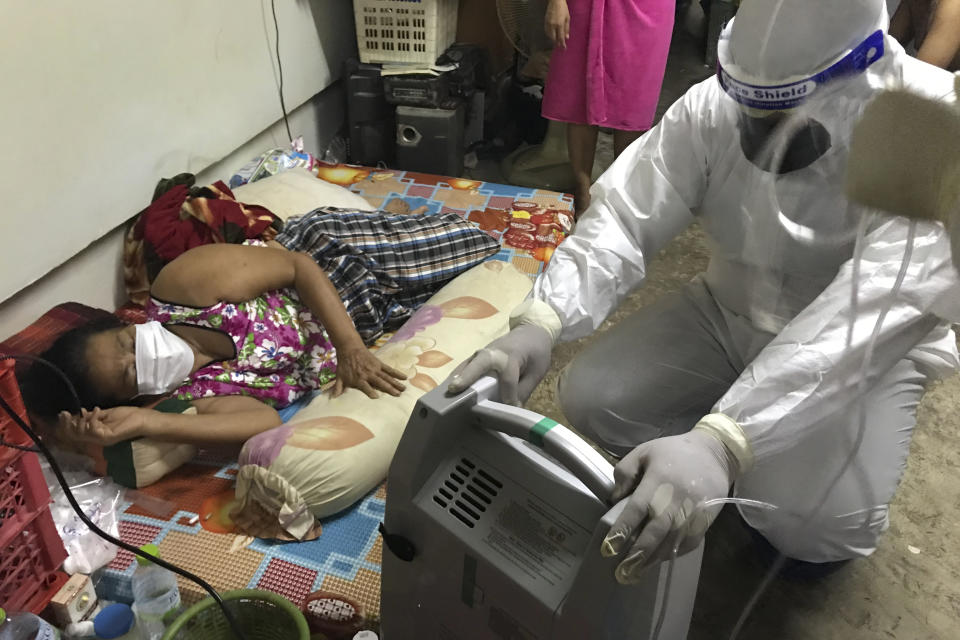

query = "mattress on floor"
[{"left": 320, "top": 163, "right": 574, "bottom": 278}]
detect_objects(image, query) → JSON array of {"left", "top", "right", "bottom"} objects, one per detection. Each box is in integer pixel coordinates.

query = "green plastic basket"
[{"left": 161, "top": 590, "right": 310, "bottom": 640}]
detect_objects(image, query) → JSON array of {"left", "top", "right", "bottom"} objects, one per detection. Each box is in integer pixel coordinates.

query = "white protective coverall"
[{"left": 541, "top": 5, "right": 960, "bottom": 563}]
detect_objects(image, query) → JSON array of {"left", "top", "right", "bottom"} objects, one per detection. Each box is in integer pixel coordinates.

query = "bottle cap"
[
  {"left": 94, "top": 603, "right": 135, "bottom": 638},
  {"left": 353, "top": 632, "right": 379, "bottom": 640},
  {"left": 136, "top": 543, "right": 160, "bottom": 567}
]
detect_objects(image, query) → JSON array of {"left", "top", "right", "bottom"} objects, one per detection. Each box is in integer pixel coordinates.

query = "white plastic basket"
[{"left": 353, "top": 0, "right": 459, "bottom": 65}]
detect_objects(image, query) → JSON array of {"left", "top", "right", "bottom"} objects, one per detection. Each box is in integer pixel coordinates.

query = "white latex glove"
[
  {"left": 446, "top": 324, "right": 554, "bottom": 406},
  {"left": 601, "top": 429, "right": 739, "bottom": 584}
]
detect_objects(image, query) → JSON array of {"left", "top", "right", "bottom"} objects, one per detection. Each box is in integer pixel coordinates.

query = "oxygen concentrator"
[{"left": 380, "top": 376, "right": 702, "bottom": 639}]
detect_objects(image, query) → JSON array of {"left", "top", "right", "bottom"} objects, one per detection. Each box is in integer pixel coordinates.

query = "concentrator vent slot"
[{"left": 433, "top": 457, "right": 501, "bottom": 528}]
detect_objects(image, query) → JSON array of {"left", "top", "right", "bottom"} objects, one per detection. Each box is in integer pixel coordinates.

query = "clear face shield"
[{"left": 717, "top": 29, "right": 890, "bottom": 334}]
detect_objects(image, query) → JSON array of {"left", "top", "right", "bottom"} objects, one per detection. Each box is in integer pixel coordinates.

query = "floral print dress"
[{"left": 146, "top": 289, "right": 337, "bottom": 408}]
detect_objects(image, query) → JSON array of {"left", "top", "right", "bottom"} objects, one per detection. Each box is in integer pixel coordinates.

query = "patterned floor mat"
[{"left": 99, "top": 456, "right": 385, "bottom": 616}]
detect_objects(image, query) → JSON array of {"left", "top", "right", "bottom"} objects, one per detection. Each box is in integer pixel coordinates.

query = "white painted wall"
[
  {"left": 0, "top": 0, "right": 356, "bottom": 306},
  {"left": 0, "top": 84, "right": 347, "bottom": 338},
  {"left": 0, "top": 0, "right": 356, "bottom": 339}
]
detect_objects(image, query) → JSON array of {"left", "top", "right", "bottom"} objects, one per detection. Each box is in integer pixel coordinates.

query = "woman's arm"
[
  {"left": 915, "top": 0, "right": 960, "bottom": 69},
  {"left": 152, "top": 244, "right": 358, "bottom": 350},
  {"left": 152, "top": 243, "right": 405, "bottom": 397},
  {"left": 545, "top": 0, "right": 570, "bottom": 49},
  {"left": 58, "top": 395, "right": 282, "bottom": 446},
  {"left": 148, "top": 395, "right": 282, "bottom": 444}
]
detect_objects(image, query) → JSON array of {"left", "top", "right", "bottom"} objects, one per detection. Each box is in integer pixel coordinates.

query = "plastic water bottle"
[
  {"left": 0, "top": 608, "right": 61, "bottom": 640},
  {"left": 92, "top": 605, "right": 141, "bottom": 640},
  {"left": 130, "top": 544, "right": 181, "bottom": 640}
]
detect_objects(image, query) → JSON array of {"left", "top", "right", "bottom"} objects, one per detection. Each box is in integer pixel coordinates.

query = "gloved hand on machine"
[
  {"left": 447, "top": 299, "right": 558, "bottom": 407},
  {"left": 447, "top": 299, "right": 751, "bottom": 584},
  {"left": 600, "top": 415, "right": 750, "bottom": 584}
]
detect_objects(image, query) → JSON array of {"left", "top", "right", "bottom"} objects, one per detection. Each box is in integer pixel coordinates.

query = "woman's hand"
[
  {"left": 333, "top": 344, "right": 407, "bottom": 399},
  {"left": 58, "top": 406, "right": 150, "bottom": 446},
  {"left": 545, "top": 0, "right": 571, "bottom": 49}
]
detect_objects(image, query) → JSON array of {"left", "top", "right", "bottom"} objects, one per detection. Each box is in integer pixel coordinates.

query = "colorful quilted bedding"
[
  {"left": 319, "top": 164, "right": 574, "bottom": 276},
  {"left": 55, "top": 169, "right": 573, "bottom": 619}
]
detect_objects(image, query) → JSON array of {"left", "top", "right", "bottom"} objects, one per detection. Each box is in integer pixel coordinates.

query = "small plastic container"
[
  {"left": 131, "top": 545, "right": 181, "bottom": 640},
  {"left": 93, "top": 604, "right": 141, "bottom": 640},
  {"left": 0, "top": 607, "right": 61, "bottom": 640}
]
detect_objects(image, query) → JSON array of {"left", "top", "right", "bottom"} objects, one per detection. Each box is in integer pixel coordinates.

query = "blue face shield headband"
[{"left": 718, "top": 29, "right": 886, "bottom": 111}]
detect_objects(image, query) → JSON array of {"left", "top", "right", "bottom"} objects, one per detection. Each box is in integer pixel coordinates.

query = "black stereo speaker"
[
  {"left": 395, "top": 103, "right": 466, "bottom": 176},
  {"left": 346, "top": 61, "right": 394, "bottom": 166}
]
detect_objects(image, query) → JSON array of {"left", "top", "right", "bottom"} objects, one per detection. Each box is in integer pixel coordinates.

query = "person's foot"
[
  {"left": 574, "top": 185, "right": 592, "bottom": 218},
  {"left": 383, "top": 198, "right": 411, "bottom": 214},
  {"left": 383, "top": 198, "right": 428, "bottom": 215}
]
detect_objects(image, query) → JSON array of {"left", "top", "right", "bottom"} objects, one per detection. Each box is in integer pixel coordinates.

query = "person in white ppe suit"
[{"left": 448, "top": 0, "right": 960, "bottom": 584}]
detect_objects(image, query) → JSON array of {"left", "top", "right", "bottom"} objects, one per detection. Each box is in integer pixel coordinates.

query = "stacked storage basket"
[
  {"left": 353, "top": 0, "right": 459, "bottom": 65},
  {"left": 0, "top": 359, "right": 68, "bottom": 614}
]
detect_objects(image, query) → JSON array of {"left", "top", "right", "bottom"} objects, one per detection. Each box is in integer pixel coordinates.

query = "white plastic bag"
[{"left": 42, "top": 457, "right": 122, "bottom": 575}]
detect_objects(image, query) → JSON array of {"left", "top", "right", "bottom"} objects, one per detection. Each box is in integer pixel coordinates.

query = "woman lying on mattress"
[{"left": 22, "top": 209, "right": 498, "bottom": 447}]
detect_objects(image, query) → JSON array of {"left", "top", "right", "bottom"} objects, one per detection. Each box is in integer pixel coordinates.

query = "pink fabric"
[{"left": 543, "top": 0, "right": 675, "bottom": 131}]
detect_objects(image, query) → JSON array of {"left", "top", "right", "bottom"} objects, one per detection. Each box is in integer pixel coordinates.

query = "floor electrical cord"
[
  {"left": 0, "top": 355, "right": 249, "bottom": 640},
  {"left": 269, "top": 0, "right": 292, "bottom": 143}
]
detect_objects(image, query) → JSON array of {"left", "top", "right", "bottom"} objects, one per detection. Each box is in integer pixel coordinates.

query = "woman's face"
[{"left": 84, "top": 325, "right": 139, "bottom": 404}]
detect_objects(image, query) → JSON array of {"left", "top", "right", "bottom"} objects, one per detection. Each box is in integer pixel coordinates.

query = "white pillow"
[{"left": 232, "top": 167, "right": 375, "bottom": 220}]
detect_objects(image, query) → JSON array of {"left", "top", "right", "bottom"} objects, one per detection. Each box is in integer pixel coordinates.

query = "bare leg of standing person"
[
  {"left": 613, "top": 129, "right": 644, "bottom": 158},
  {"left": 568, "top": 122, "right": 599, "bottom": 216}
]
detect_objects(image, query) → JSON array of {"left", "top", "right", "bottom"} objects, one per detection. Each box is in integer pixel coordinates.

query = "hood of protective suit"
[{"left": 729, "top": 0, "right": 887, "bottom": 83}]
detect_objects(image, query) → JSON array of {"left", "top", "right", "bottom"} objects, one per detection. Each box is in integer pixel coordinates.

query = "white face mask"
[{"left": 135, "top": 321, "right": 195, "bottom": 396}]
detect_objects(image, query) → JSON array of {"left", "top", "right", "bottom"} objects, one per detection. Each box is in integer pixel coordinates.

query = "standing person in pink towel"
[{"left": 543, "top": 0, "right": 675, "bottom": 214}]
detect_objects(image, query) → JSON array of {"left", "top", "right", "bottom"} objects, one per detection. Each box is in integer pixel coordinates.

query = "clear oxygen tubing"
[
  {"left": 648, "top": 213, "right": 918, "bottom": 640},
  {"left": 730, "top": 220, "right": 915, "bottom": 640},
  {"left": 652, "top": 497, "right": 780, "bottom": 640}
]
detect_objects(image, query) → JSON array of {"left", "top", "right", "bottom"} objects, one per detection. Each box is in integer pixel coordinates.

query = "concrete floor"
[{"left": 518, "top": 27, "right": 960, "bottom": 640}]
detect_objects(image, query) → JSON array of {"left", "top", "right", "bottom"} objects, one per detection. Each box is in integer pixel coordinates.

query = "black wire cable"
[
  {"left": 0, "top": 438, "right": 39, "bottom": 452},
  {"left": 0, "top": 355, "right": 248, "bottom": 640},
  {"left": 270, "top": 0, "right": 293, "bottom": 143}
]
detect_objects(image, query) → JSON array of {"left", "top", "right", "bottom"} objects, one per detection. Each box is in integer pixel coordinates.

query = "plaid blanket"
[{"left": 276, "top": 208, "right": 500, "bottom": 344}]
